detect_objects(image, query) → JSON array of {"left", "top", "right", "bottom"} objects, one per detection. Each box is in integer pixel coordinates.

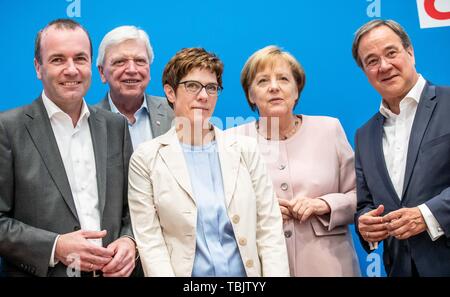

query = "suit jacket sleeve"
[
  {"left": 425, "top": 187, "right": 450, "bottom": 238},
  {"left": 127, "top": 145, "right": 175, "bottom": 276},
  {"left": 317, "top": 119, "right": 357, "bottom": 230},
  {"left": 242, "top": 139, "right": 290, "bottom": 276},
  {"left": 354, "top": 128, "right": 376, "bottom": 252},
  {"left": 0, "top": 117, "right": 58, "bottom": 276}
]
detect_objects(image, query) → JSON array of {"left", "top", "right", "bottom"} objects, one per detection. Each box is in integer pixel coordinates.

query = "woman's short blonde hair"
[{"left": 240, "top": 45, "right": 306, "bottom": 111}]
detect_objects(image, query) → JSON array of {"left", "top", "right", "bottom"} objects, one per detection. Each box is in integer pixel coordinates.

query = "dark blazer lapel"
[
  {"left": 374, "top": 113, "right": 401, "bottom": 206},
  {"left": 88, "top": 107, "right": 107, "bottom": 217},
  {"left": 24, "top": 98, "right": 79, "bottom": 220},
  {"left": 100, "top": 93, "right": 170, "bottom": 138},
  {"left": 402, "top": 83, "right": 437, "bottom": 199},
  {"left": 146, "top": 94, "right": 167, "bottom": 137}
]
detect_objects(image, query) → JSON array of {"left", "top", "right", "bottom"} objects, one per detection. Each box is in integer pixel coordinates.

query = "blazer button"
[
  {"left": 73, "top": 226, "right": 81, "bottom": 231},
  {"left": 238, "top": 237, "right": 247, "bottom": 246},
  {"left": 280, "top": 183, "right": 289, "bottom": 191},
  {"left": 284, "top": 230, "right": 292, "bottom": 238},
  {"left": 232, "top": 215, "right": 240, "bottom": 224},
  {"left": 245, "top": 259, "right": 254, "bottom": 268}
]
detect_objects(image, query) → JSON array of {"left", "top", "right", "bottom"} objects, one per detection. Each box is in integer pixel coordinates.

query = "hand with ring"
[
  {"left": 382, "top": 206, "right": 427, "bottom": 240},
  {"left": 358, "top": 205, "right": 389, "bottom": 243}
]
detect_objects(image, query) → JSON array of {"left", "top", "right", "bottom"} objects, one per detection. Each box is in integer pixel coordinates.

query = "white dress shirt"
[
  {"left": 42, "top": 92, "right": 101, "bottom": 266},
  {"left": 379, "top": 75, "right": 444, "bottom": 241}
]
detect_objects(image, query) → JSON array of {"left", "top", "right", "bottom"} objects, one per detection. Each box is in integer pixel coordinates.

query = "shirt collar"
[
  {"left": 379, "top": 74, "right": 426, "bottom": 118},
  {"left": 41, "top": 90, "right": 90, "bottom": 123},
  {"left": 108, "top": 93, "right": 149, "bottom": 117},
  {"left": 180, "top": 140, "right": 217, "bottom": 152}
]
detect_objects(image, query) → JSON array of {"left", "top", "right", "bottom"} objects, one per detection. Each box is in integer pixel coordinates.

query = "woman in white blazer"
[{"left": 127, "top": 48, "right": 289, "bottom": 277}]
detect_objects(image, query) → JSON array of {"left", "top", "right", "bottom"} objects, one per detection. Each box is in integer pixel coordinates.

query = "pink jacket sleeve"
[{"left": 318, "top": 119, "right": 357, "bottom": 231}]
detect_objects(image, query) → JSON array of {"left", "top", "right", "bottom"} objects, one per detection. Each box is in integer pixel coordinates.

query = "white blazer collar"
[{"left": 157, "top": 126, "right": 241, "bottom": 208}]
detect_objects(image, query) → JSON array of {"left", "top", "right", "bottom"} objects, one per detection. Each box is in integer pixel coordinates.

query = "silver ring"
[{"left": 366, "top": 231, "right": 369, "bottom": 238}]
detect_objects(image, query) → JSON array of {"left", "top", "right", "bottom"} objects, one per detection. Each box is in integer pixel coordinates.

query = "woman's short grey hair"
[
  {"left": 96, "top": 25, "right": 154, "bottom": 67},
  {"left": 352, "top": 19, "right": 412, "bottom": 68}
]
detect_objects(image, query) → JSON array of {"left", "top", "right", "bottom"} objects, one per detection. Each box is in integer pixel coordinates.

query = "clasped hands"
[
  {"left": 358, "top": 205, "right": 427, "bottom": 243},
  {"left": 55, "top": 229, "right": 136, "bottom": 277},
  {"left": 278, "top": 196, "right": 331, "bottom": 223}
]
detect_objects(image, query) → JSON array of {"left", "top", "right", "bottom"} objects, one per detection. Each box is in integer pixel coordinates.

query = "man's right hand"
[
  {"left": 55, "top": 230, "right": 114, "bottom": 271},
  {"left": 358, "top": 205, "right": 389, "bottom": 243}
]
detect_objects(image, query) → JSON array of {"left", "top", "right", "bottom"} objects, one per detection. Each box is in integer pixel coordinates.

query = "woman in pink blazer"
[{"left": 229, "top": 45, "right": 360, "bottom": 276}]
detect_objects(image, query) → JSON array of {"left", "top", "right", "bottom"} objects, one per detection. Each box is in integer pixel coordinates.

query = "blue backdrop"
[{"left": 1, "top": 0, "right": 449, "bottom": 277}]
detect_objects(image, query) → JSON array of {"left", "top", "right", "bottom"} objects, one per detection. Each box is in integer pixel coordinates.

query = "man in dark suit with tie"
[
  {"left": 0, "top": 19, "right": 136, "bottom": 277},
  {"left": 96, "top": 25, "right": 173, "bottom": 150},
  {"left": 352, "top": 19, "right": 450, "bottom": 276}
]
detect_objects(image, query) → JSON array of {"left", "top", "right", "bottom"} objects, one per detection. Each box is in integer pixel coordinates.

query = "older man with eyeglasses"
[{"left": 96, "top": 26, "right": 173, "bottom": 150}]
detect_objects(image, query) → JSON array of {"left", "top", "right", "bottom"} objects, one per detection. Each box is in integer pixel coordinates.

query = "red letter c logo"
[{"left": 424, "top": 0, "right": 450, "bottom": 20}]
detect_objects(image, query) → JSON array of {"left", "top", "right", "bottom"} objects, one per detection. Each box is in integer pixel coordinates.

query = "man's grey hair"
[
  {"left": 352, "top": 19, "right": 412, "bottom": 68},
  {"left": 96, "top": 25, "right": 154, "bottom": 67}
]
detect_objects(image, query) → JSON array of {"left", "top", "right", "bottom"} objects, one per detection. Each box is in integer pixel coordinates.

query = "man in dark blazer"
[
  {"left": 352, "top": 19, "right": 450, "bottom": 276},
  {"left": 96, "top": 26, "right": 173, "bottom": 150},
  {"left": 0, "top": 19, "right": 136, "bottom": 277}
]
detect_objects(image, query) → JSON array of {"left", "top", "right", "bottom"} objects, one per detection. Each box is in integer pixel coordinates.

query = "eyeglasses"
[{"left": 178, "top": 80, "right": 222, "bottom": 96}]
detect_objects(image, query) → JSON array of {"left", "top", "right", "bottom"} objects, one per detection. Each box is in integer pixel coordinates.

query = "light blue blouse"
[
  {"left": 181, "top": 140, "right": 246, "bottom": 277},
  {"left": 108, "top": 93, "right": 153, "bottom": 150}
]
